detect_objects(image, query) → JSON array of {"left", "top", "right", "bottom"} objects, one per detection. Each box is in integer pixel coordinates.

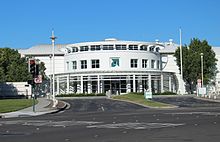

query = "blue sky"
[{"left": 0, "top": 0, "right": 219, "bottom": 48}]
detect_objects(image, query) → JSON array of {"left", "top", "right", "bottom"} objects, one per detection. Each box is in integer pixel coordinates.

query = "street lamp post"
[
  {"left": 50, "top": 31, "right": 57, "bottom": 107},
  {"left": 49, "top": 54, "right": 52, "bottom": 99},
  {"left": 201, "top": 53, "right": 204, "bottom": 87}
]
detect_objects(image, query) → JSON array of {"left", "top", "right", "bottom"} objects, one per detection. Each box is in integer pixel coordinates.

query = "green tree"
[
  {"left": 174, "top": 38, "right": 218, "bottom": 93},
  {"left": 0, "top": 48, "right": 31, "bottom": 82}
]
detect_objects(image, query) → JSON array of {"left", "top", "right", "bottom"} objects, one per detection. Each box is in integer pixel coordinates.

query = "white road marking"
[
  {"left": 165, "top": 112, "right": 220, "bottom": 116},
  {"left": 0, "top": 120, "right": 102, "bottom": 127},
  {"left": 87, "top": 122, "right": 184, "bottom": 130}
]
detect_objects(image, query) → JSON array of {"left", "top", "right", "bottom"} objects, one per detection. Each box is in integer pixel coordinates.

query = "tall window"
[
  {"left": 157, "top": 60, "right": 160, "bottom": 69},
  {"left": 129, "top": 45, "right": 138, "bottom": 50},
  {"left": 142, "top": 59, "right": 148, "bottom": 68},
  {"left": 72, "top": 61, "right": 77, "bottom": 69},
  {"left": 91, "top": 59, "right": 100, "bottom": 68},
  {"left": 66, "top": 61, "right": 69, "bottom": 70},
  {"left": 81, "top": 60, "right": 87, "bottom": 69},
  {"left": 151, "top": 60, "right": 155, "bottom": 69},
  {"left": 131, "top": 59, "right": 138, "bottom": 68}
]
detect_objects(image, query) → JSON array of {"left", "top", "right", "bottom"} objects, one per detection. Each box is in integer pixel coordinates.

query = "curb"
[
  {"left": 0, "top": 100, "right": 69, "bottom": 118},
  {"left": 109, "top": 98, "right": 178, "bottom": 109},
  {"left": 50, "top": 100, "right": 69, "bottom": 114},
  {"left": 193, "top": 96, "right": 220, "bottom": 103}
]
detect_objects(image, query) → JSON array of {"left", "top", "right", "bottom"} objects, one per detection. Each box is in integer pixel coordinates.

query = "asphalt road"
[{"left": 0, "top": 97, "right": 220, "bottom": 142}]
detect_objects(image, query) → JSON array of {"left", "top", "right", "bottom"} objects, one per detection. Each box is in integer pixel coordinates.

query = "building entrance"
[{"left": 111, "top": 81, "right": 120, "bottom": 95}]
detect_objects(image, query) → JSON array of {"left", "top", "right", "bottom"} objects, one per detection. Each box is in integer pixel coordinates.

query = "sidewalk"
[{"left": 0, "top": 98, "right": 67, "bottom": 118}]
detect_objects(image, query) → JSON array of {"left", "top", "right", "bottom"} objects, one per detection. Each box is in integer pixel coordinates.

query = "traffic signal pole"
[
  {"left": 28, "top": 58, "right": 38, "bottom": 113},
  {"left": 32, "top": 84, "right": 36, "bottom": 112}
]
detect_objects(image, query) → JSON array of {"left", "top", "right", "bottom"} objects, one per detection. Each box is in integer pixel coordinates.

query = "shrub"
[{"left": 153, "top": 91, "right": 176, "bottom": 95}]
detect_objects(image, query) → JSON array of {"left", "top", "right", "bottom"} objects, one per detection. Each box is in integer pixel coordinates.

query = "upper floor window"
[
  {"left": 103, "top": 45, "right": 114, "bottom": 50},
  {"left": 81, "top": 60, "right": 87, "bottom": 69},
  {"left": 91, "top": 45, "right": 101, "bottom": 51},
  {"left": 72, "top": 47, "right": 78, "bottom": 52},
  {"left": 72, "top": 61, "right": 77, "bottom": 70},
  {"left": 142, "top": 59, "right": 148, "bottom": 68},
  {"left": 66, "top": 61, "right": 69, "bottom": 70},
  {"left": 140, "top": 45, "right": 148, "bottom": 51},
  {"left": 149, "top": 46, "right": 155, "bottom": 51},
  {"left": 80, "top": 46, "right": 89, "bottom": 52},
  {"left": 116, "top": 45, "right": 127, "bottom": 50},
  {"left": 151, "top": 60, "right": 155, "bottom": 69},
  {"left": 91, "top": 59, "right": 100, "bottom": 68},
  {"left": 131, "top": 59, "right": 138, "bottom": 68},
  {"left": 129, "top": 45, "right": 138, "bottom": 50}
]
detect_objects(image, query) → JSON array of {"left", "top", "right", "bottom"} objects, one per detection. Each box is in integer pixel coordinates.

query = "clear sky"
[{"left": 0, "top": 0, "right": 219, "bottom": 48}]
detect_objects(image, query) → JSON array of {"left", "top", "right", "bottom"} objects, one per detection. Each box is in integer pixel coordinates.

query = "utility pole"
[{"left": 50, "top": 30, "right": 57, "bottom": 107}]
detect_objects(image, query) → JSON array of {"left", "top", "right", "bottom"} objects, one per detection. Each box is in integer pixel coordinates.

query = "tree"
[
  {"left": 174, "top": 38, "right": 218, "bottom": 93},
  {"left": 0, "top": 48, "right": 31, "bottom": 82}
]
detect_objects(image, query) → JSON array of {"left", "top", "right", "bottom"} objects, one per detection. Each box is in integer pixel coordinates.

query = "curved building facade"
[{"left": 54, "top": 39, "right": 178, "bottom": 95}]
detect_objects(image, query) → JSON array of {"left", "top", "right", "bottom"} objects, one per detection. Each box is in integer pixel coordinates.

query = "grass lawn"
[
  {"left": 112, "top": 93, "right": 173, "bottom": 108},
  {"left": 0, "top": 99, "right": 36, "bottom": 113}
]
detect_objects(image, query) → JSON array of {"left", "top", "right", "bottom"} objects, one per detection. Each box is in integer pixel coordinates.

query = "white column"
[
  {"left": 133, "top": 75, "right": 136, "bottom": 92},
  {"left": 81, "top": 76, "right": 83, "bottom": 93},
  {"left": 56, "top": 76, "right": 60, "bottom": 95},
  {"left": 97, "top": 75, "right": 100, "bottom": 93},
  {"left": 169, "top": 75, "right": 172, "bottom": 92},
  {"left": 77, "top": 77, "right": 81, "bottom": 94},
  {"left": 67, "top": 75, "right": 70, "bottom": 94},
  {"left": 138, "top": 76, "right": 143, "bottom": 92},
  {"left": 161, "top": 74, "right": 164, "bottom": 93},
  {"left": 126, "top": 76, "right": 131, "bottom": 93},
  {"left": 148, "top": 74, "right": 152, "bottom": 92},
  {"left": 100, "top": 76, "right": 103, "bottom": 93},
  {"left": 87, "top": 76, "right": 92, "bottom": 94}
]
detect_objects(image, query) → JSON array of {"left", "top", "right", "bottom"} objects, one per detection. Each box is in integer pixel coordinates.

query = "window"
[
  {"left": 81, "top": 60, "right": 87, "bottom": 69},
  {"left": 103, "top": 45, "right": 114, "bottom": 50},
  {"left": 72, "top": 61, "right": 77, "bottom": 69},
  {"left": 80, "top": 46, "right": 89, "bottom": 51},
  {"left": 72, "top": 47, "right": 78, "bottom": 52},
  {"left": 91, "top": 59, "right": 100, "bottom": 68},
  {"left": 66, "top": 61, "right": 69, "bottom": 70},
  {"left": 131, "top": 59, "right": 138, "bottom": 68},
  {"left": 140, "top": 45, "right": 148, "bottom": 51},
  {"left": 149, "top": 46, "right": 155, "bottom": 51},
  {"left": 151, "top": 60, "right": 155, "bottom": 68},
  {"left": 91, "top": 45, "right": 101, "bottom": 51},
  {"left": 142, "top": 59, "right": 148, "bottom": 68},
  {"left": 110, "top": 58, "right": 120, "bottom": 67},
  {"left": 129, "top": 45, "right": 138, "bottom": 50},
  {"left": 157, "top": 60, "right": 160, "bottom": 69},
  {"left": 116, "top": 45, "right": 127, "bottom": 50}
]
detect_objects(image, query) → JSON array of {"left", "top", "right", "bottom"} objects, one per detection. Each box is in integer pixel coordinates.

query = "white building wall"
[
  {"left": 33, "top": 56, "right": 64, "bottom": 75},
  {"left": 64, "top": 51, "right": 160, "bottom": 73},
  {"left": 162, "top": 54, "right": 185, "bottom": 94}
]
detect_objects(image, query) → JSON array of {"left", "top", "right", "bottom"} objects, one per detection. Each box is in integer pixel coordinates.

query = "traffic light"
[
  {"left": 35, "top": 64, "right": 39, "bottom": 76},
  {"left": 29, "top": 59, "right": 36, "bottom": 76}
]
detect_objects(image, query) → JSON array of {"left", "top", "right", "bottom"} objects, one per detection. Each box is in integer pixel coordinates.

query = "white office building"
[{"left": 19, "top": 38, "right": 220, "bottom": 95}]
